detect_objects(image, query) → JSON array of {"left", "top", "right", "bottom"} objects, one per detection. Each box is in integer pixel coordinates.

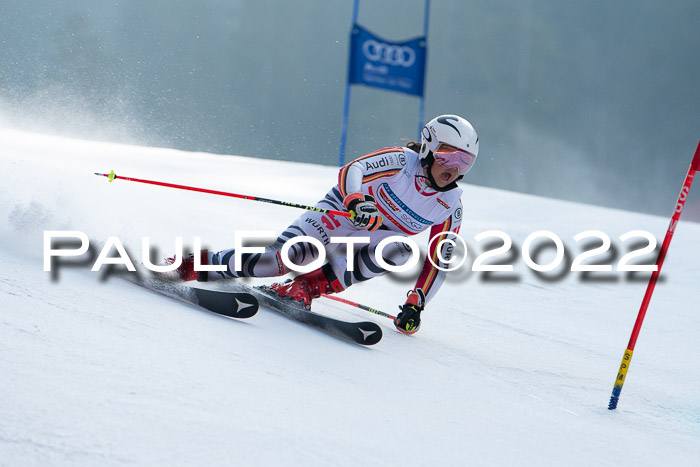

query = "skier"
[{"left": 169, "top": 115, "right": 478, "bottom": 334}]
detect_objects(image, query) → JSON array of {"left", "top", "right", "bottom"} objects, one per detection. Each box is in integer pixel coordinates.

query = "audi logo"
[{"left": 362, "top": 39, "right": 416, "bottom": 67}]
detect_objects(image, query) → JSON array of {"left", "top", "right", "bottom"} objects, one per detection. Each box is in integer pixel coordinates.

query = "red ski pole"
[
  {"left": 321, "top": 294, "right": 396, "bottom": 320},
  {"left": 94, "top": 170, "right": 352, "bottom": 218},
  {"left": 608, "top": 140, "right": 700, "bottom": 410}
]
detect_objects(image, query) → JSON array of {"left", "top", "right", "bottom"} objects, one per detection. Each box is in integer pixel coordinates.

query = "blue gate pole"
[
  {"left": 418, "top": 0, "right": 431, "bottom": 140},
  {"left": 339, "top": 0, "right": 360, "bottom": 166}
]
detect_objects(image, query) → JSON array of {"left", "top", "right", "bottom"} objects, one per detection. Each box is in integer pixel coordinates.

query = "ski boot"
[
  {"left": 163, "top": 249, "right": 209, "bottom": 282},
  {"left": 269, "top": 264, "right": 343, "bottom": 308}
]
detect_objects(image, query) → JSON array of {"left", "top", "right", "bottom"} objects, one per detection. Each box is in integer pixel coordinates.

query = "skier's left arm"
[{"left": 412, "top": 203, "right": 463, "bottom": 303}]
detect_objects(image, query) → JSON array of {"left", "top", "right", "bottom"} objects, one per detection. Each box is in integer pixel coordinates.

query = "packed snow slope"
[{"left": 1, "top": 128, "right": 699, "bottom": 466}]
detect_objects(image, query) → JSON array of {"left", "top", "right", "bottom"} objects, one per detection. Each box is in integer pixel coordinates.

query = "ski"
[
  {"left": 118, "top": 270, "right": 381, "bottom": 345},
  {"left": 120, "top": 272, "right": 259, "bottom": 319},
  {"left": 226, "top": 282, "right": 383, "bottom": 346}
]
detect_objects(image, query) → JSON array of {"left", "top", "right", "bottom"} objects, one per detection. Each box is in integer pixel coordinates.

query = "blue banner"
[{"left": 347, "top": 24, "right": 426, "bottom": 97}]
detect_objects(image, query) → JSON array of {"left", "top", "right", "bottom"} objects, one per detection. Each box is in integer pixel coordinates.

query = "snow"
[{"left": 1, "top": 128, "right": 699, "bottom": 466}]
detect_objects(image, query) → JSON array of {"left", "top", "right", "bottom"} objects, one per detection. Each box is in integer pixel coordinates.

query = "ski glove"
[
  {"left": 394, "top": 288, "right": 426, "bottom": 335},
  {"left": 344, "top": 193, "right": 383, "bottom": 232}
]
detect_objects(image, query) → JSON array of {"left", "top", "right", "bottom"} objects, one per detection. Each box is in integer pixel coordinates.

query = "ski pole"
[
  {"left": 321, "top": 294, "right": 396, "bottom": 320},
  {"left": 608, "top": 139, "right": 700, "bottom": 410},
  {"left": 94, "top": 170, "right": 352, "bottom": 218}
]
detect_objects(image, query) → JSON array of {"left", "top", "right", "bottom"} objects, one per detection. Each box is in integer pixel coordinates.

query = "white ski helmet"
[{"left": 419, "top": 114, "right": 479, "bottom": 178}]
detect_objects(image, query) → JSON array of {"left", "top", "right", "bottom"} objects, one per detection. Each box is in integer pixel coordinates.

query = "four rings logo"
[{"left": 362, "top": 40, "right": 416, "bottom": 68}]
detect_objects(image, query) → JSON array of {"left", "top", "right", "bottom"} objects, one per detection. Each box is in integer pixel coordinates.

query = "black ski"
[
  {"left": 119, "top": 270, "right": 380, "bottom": 344},
  {"left": 225, "top": 282, "right": 383, "bottom": 346},
  {"left": 121, "top": 273, "right": 259, "bottom": 319},
  {"left": 190, "top": 287, "right": 259, "bottom": 319}
]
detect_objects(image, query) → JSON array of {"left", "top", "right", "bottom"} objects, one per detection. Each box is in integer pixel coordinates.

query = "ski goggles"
[{"left": 433, "top": 144, "right": 477, "bottom": 175}]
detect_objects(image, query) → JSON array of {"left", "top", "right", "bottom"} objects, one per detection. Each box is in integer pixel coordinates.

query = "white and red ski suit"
[{"left": 210, "top": 146, "right": 463, "bottom": 303}]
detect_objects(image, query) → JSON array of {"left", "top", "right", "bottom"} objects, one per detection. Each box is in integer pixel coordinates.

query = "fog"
[{"left": 2, "top": 0, "right": 699, "bottom": 216}]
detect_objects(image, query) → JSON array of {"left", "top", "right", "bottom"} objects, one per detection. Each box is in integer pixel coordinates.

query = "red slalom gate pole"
[
  {"left": 608, "top": 140, "right": 700, "bottom": 410},
  {"left": 94, "top": 170, "right": 352, "bottom": 218},
  {"left": 321, "top": 294, "right": 396, "bottom": 321}
]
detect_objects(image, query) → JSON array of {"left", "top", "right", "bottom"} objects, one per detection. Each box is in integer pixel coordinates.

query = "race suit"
[{"left": 210, "top": 146, "right": 463, "bottom": 303}]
